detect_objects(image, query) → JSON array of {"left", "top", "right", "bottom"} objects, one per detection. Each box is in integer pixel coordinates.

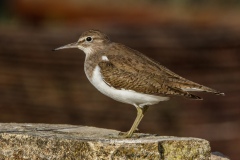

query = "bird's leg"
[{"left": 124, "top": 105, "right": 149, "bottom": 138}]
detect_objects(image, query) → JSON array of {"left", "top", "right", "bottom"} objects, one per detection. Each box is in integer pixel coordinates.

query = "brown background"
[{"left": 0, "top": 0, "right": 239, "bottom": 159}]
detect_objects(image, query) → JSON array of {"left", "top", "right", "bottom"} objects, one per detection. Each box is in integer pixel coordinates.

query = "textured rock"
[{"left": 0, "top": 123, "right": 211, "bottom": 160}]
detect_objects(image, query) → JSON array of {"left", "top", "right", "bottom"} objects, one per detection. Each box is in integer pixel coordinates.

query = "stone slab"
[{"left": 0, "top": 123, "right": 211, "bottom": 160}]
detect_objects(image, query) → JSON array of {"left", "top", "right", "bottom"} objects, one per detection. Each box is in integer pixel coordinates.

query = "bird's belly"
[{"left": 87, "top": 65, "right": 169, "bottom": 107}]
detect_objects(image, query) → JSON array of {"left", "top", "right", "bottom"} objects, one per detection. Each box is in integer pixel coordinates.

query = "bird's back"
[{"left": 99, "top": 43, "right": 224, "bottom": 99}]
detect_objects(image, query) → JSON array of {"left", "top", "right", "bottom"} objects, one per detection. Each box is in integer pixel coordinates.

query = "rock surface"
[{"left": 0, "top": 123, "right": 212, "bottom": 159}]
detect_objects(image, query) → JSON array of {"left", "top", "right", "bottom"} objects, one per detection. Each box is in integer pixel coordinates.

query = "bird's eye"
[{"left": 86, "top": 37, "right": 92, "bottom": 42}]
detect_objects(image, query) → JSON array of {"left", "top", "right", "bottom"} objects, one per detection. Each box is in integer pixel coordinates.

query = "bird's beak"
[{"left": 53, "top": 42, "right": 78, "bottom": 51}]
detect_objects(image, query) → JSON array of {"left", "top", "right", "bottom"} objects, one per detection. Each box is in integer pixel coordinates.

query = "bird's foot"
[
  {"left": 118, "top": 131, "right": 139, "bottom": 138},
  {"left": 118, "top": 128, "right": 140, "bottom": 138},
  {"left": 118, "top": 131, "right": 158, "bottom": 139}
]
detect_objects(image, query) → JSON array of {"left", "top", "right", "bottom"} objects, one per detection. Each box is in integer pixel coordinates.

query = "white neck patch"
[
  {"left": 78, "top": 46, "right": 93, "bottom": 55},
  {"left": 101, "top": 56, "right": 109, "bottom": 61}
]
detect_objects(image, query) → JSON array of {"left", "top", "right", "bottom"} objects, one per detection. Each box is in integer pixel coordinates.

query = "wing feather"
[{"left": 97, "top": 43, "right": 224, "bottom": 98}]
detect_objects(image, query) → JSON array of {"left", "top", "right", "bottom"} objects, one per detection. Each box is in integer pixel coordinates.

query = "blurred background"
[{"left": 0, "top": 0, "right": 239, "bottom": 159}]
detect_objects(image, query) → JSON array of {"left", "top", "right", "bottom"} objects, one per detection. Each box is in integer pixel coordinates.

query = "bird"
[{"left": 53, "top": 30, "right": 224, "bottom": 138}]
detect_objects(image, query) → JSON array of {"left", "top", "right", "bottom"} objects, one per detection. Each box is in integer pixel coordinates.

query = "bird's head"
[{"left": 53, "top": 30, "right": 110, "bottom": 55}]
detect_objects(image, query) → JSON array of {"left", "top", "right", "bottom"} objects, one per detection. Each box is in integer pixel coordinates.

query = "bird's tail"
[{"left": 181, "top": 83, "right": 225, "bottom": 96}]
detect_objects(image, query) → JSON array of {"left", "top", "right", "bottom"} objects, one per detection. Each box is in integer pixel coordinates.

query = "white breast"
[{"left": 88, "top": 65, "right": 169, "bottom": 107}]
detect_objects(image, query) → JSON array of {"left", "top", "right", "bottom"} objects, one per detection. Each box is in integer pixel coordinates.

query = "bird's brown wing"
[
  {"left": 134, "top": 52, "right": 224, "bottom": 95},
  {"left": 98, "top": 60, "right": 202, "bottom": 99},
  {"left": 101, "top": 44, "right": 223, "bottom": 96}
]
